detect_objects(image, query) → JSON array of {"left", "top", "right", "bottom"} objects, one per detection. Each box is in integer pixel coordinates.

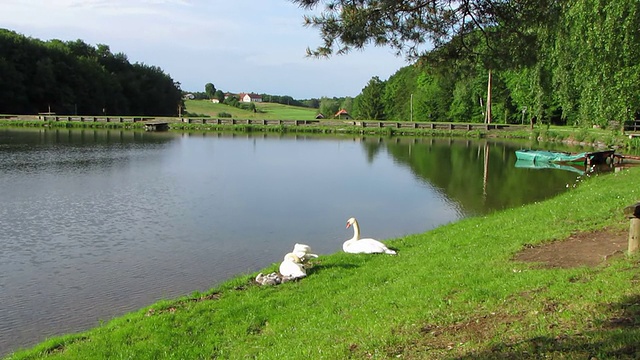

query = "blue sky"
[{"left": 1, "top": 0, "right": 409, "bottom": 99}]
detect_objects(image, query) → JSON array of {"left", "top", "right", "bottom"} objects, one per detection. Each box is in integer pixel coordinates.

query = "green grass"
[
  {"left": 183, "top": 100, "right": 319, "bottom": 120},
  {"left": 6, "top": 167, "right": 640, "bottom": 359}
]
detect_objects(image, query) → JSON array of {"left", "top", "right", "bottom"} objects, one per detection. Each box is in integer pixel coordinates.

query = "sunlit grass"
[{"left": 183, "top": 100, "right": 318, "bottom": 120}]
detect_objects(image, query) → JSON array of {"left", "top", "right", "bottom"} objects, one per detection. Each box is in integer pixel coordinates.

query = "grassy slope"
[
  {"left": 7, "top": 168, "right": 640, "bottom": 359},
  {"left": 184, "top": 100, "right": 319, "bottom": 120}
]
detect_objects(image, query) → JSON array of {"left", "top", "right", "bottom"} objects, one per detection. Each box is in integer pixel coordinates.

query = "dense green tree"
[
  {"left": 0, "top": 29, "right": 182, "bottom": 116},
  {"left": 260, "top": 94, "right": 304, "bottom": 107},
  {"left": 302, "top": 98, "right": 320, "bottom": 108},
  {"left": 340, "top": 96, "right": 354, "bottom": 115},
  {"left": 353, "top": 76, "right": 386, "bottom": 120},
  {"left": 304, "top": 0, "right": 640, "bottom": 127},
  {"left": 0, "top": 57, "right": 28, "bottom": 113},
  {"left": 319, "top": 97, "right": 340, "bottom": 117},
  {"left": 553, "top": 0, "right": 640, "bottom": 127},
  {"left": 205, "top": 83, "right": 216, "bottom": 99},
  {"left": 214, "top": 90, "right": 225, "bottom": 102},
  {"left": 223, "top": 95, "right": 239, "bottom": 107},
  {"left": 382, "top": 66, "right": 418, "bottom": 121},
  {"left": 413, "top": 71, "right": 450, "bottom": 121}
]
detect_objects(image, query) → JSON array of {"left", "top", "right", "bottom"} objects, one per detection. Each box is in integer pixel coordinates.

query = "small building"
[
  {"left": 211, "top": 98, "right": 220, "bottom": 103},
  {"left": 238, "top": 93, "right": 263, "bottom": 103},
  {"left": 183, "top": 93, "right": 195, "bottom": 100},
  {"left": 334, "top": 109, "right": 351, "bottom": 119},
  {"left": 315, "top": 113, "right": 325, "bottom": 119}
]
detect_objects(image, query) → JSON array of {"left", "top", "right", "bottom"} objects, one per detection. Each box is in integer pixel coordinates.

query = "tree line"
[
  {"left": 296, "top": 0, "right": 640, "bottom": 127},
  {"left": 0, "top": 29, "right": 182, "bottom": 116}
]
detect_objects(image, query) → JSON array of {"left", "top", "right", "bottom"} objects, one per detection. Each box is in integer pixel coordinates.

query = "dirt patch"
[{"left": 514, "top": 228, "right": 628, "bottom": 268}]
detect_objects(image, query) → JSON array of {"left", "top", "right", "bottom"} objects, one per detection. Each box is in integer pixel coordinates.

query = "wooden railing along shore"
[{"left": 0, "top": 114, "right": 528, "bottom": 132}]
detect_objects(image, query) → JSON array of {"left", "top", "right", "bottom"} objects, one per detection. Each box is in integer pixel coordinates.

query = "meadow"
[
  {"left": 6, "top": 165, "right": 640, "bottom": 359},
  {"left": 183, "top": 100, "right": 319, "bottom": 120}
]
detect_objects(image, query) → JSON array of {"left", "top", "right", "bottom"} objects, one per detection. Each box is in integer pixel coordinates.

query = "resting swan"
[
  {"left": 279, "top": 252, "right": 307, "bottom": 279},
  {"left": 343, "top": 217, "right": 397, "bottom": 255},
  {"left": 292, "top": 243, "right": 318, "bottom": 263}
]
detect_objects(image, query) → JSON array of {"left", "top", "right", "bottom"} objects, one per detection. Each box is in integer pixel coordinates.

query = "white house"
[{"left": 238, "top": 93, "right": 263, "bottom": 103}]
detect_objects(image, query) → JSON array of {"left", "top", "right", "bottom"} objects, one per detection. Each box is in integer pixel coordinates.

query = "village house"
[
  {"left": 334, "top": 109, "right": 351, "bottom": 119},
  {"left": 238, "top": 93, "right": 263, "bottom": 103}
]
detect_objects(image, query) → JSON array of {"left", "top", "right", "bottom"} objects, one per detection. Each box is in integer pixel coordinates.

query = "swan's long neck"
[
  {"left": 284, "top": 253, "right": 301, "bottom": 263},
  {"left": 350, "top": 219, "right": 361, "bottom": 241}
]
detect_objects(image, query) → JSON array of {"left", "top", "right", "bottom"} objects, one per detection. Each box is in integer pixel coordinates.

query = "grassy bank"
[
  {"left": 6, "top": 167, "right": 640, "bottom": 359},
  {"left": 183, "top": 100, "right": 318, "bottom": 120}
]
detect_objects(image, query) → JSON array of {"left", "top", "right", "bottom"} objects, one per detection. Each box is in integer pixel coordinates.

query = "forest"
[
  {"left": 0, "top": 29, "right": 182, "bottom": 116},
  {"left": 337, "top": 0, "right": 640, "bottom": 128}
]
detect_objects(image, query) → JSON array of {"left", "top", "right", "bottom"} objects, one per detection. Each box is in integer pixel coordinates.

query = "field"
[{"left": 183, "top": 100, "right": 319, "bottom": 120}]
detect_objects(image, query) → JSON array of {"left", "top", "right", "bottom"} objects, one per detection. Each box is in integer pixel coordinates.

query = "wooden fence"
[
  {"left": 37, "top": 115, "right": 154, "bottom": 123},
  {"left": 2, "top": 115, "right": 526, "bottom": 131},
  {"left": 179, "top": 118, "right": 523, "bottom": 131}
]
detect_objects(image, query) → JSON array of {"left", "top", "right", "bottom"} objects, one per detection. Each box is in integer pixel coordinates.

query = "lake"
[{"left": 0, "top": 128, "right": 595, "bottom": 356}]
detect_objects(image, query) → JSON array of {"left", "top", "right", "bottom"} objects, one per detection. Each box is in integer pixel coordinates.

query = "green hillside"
[{"left": 184, "top": 100, "right": 319, "bottom": 120}]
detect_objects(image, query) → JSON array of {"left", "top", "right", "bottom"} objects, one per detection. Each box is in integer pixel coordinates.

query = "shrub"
[{"left": 217, "top": 112, "right": 232, "bottom": 118}]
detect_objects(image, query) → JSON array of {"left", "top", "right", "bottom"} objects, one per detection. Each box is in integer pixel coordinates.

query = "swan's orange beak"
[{"left": 346, "top": 222, "right": 351, "bottom": 229}]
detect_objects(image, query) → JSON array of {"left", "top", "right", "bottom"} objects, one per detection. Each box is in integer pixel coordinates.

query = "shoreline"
[{"left": 1, "top": 115, "right": 639, "bottom": 150}]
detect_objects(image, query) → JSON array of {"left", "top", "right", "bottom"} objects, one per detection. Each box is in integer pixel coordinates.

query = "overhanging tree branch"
[{"left": 290, "top": 0, "right": 557, "bottom": 69}]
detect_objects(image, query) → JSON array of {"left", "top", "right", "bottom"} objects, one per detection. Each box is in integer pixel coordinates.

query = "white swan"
[
  {"left": 292, "top": 243, "right": 318, "bottom": 263},
  {"left": 343, "top": 217, "right": 397, "bottom": 255},
  {"left": 279, "top": 252, "right": 307, "bottom": 279}
]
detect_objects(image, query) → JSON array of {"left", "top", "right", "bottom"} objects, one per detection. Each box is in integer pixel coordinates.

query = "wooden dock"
[
  {"left": 586, "top": 150, "right": 619, "bottom": 165},
  {"left": 35, "top": 115, "right": 154, "bottom": 123},
  {"left": 143, "top": 121, "right": 169, "bottom": 131}
]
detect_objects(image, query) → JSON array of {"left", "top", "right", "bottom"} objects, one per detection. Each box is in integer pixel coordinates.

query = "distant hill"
[{"left": 185, "top": 100, "right": 319, "bottom": 120}]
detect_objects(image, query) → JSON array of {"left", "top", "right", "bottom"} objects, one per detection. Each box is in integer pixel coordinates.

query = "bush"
[{"left": 217, "top": 112, "right": 232, "bottom": 118}]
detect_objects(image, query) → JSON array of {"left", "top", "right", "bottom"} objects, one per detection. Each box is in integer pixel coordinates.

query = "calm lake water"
[{"left": 0, "top": 127, "right": 598, "bottom": 356}]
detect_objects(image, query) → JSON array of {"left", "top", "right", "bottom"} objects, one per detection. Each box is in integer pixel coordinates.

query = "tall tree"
[
  {"left": 353, "top": 76, "right": 386, "bottom": 120},
  {"left": 205, "top": 83, "right": 216, "bottom": 99}
]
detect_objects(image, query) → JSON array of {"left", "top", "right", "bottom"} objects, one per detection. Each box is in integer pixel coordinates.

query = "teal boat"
[
  {"left": 515, "top": 149, "right": 617, "bottom": 165},
  {"left": 515, "top": 149, "right": 588, "bottom": 163}
]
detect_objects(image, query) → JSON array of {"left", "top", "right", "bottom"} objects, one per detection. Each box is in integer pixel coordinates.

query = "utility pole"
[
  {"left": 485, "top": 70, "right": 492, "bottom": 124},
  {"left": 410, "top": 93, "right": 413, "bottom": 122}
]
